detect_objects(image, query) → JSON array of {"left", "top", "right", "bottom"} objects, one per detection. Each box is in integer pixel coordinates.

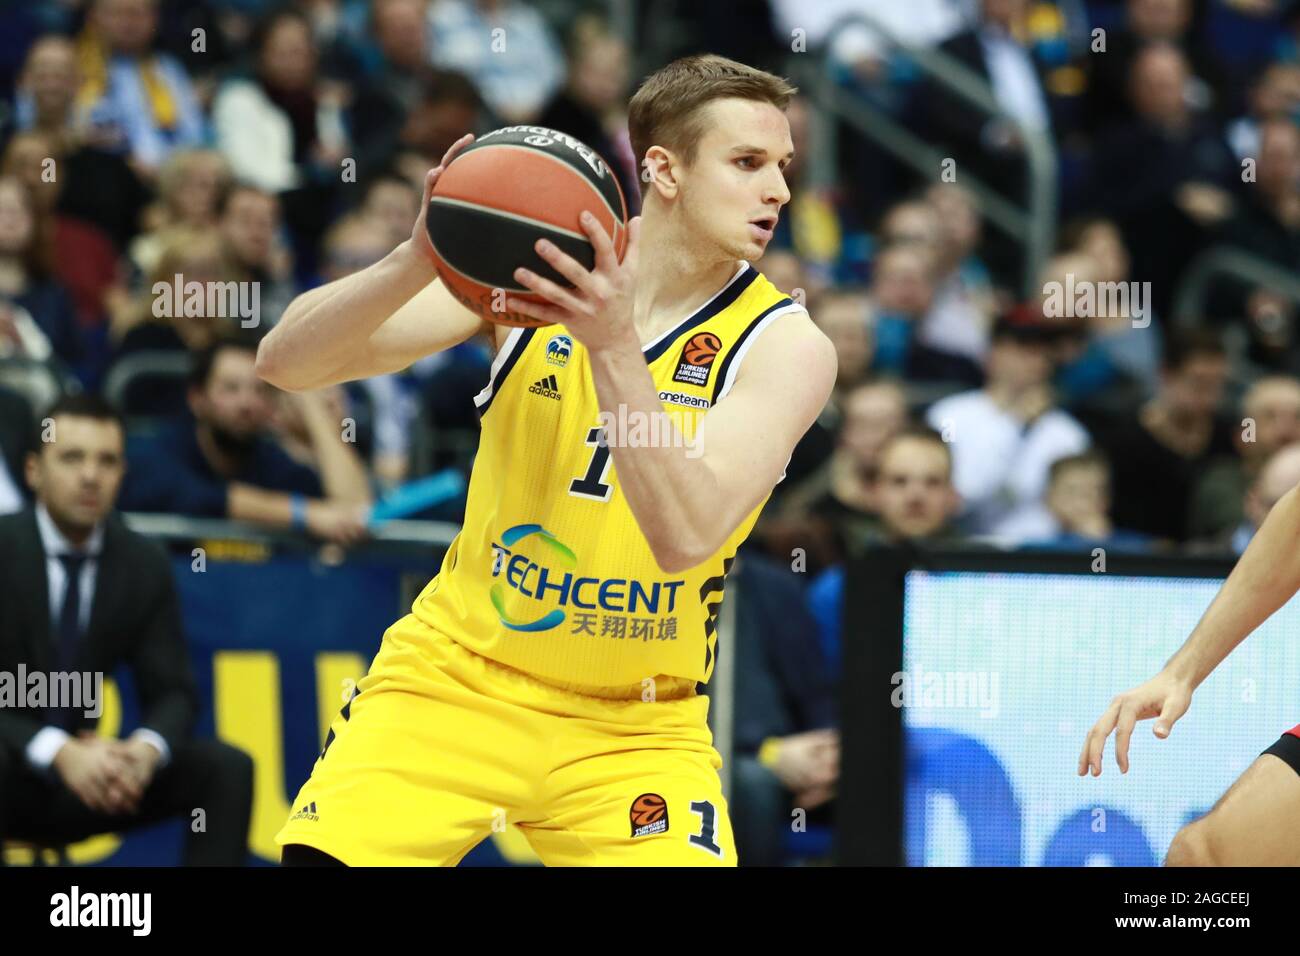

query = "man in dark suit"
[
  {"left": 0, "top": 393, "right": 253, "bottom": 865},
  {"left": 0, "top": 385, "right": 35, "bottom": 515},
  {"left": 922, "top": 0, "right": 1053, "bottom": 168},
  {"left": 917, "top": 0, "right": 1054, "bottom": 285}
]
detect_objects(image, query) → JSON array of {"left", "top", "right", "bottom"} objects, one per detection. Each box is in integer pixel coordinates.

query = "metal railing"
[
  {"left": 0, "top": 356, "right": 78, "bottom": 415},
  {"left": 122, "top": 512, "right": 460, "bottom": 552},
  {"left": 101, "top": 350, "right": 192, "bottom": 413},
  {"left": 1172, "top": 245, "right": 1300, "bottom": 328},
  {"left": 789, "top": 12, "right": 1059, "bottom": 298}
]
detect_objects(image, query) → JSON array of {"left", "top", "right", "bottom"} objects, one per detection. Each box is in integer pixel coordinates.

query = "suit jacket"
[
  {"left": 927, "top": 28, "right": 1055, "bottom": 139},
  {"left": 917, "top": 28, "right": 1055, "bottom": 200},
  {"left": 0, "top": 507, "right": 197, "bottom": 760}
]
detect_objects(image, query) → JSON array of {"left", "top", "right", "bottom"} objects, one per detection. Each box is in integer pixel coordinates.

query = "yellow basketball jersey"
[{"left": 410, "top": 262, "right": 801, "bottom": 688}]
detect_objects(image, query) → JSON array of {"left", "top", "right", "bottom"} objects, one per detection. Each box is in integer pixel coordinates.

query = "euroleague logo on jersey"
[
  {"left": 672, "top": 332, "right": 722, "bottom": 387},
  {"left": 630, "top": 793, "right": 669, "bottom": 837}
]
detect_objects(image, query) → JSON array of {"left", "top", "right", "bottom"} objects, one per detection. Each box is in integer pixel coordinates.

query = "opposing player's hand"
[
  {"left": 410, "top": 133, "right": 476, "bottom": 267},
  {"left": 1078, "top": 670, "right": 1194, "bottom": 777},
  {"left": 506, "top": 213, "right": 643, "bottom": 353}
]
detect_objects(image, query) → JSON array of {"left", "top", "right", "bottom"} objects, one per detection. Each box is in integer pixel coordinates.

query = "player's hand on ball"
[
  {"left": 507, "top": 213, "right": 643, "bottom": 352},
  {"left": 410, "top": 133, "right": 476, "bottom": 268},
  {"left": 1078, "top": 670, "right": 1194, "bottom": 777}
]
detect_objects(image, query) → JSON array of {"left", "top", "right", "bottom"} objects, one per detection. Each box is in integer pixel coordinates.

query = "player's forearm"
[
  {"left": 256, "top": 241, "right": 435, "bottom": 391},
  {"left": 1165, "top": 484, "right": 1300, "bottom": 688},
  {"left": 587, "top": 337, "right": 721, "bottom": 572}
]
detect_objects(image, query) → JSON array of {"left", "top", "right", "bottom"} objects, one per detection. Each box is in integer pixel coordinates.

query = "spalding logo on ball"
[{"left": 424, "top": 126, "right": 630, "bottom": 328}]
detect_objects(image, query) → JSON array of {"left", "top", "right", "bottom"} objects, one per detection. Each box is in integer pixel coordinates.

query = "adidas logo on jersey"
[
  {"left": 528, "top": 374, "right": 561, "bottom": 400},
  {"left": 290, "top": 801, "right": 319, "bottom": 822}
]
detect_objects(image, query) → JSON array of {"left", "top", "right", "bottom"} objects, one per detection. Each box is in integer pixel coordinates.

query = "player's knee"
[{"left": 1164, "top": 821, "right": 1221, "bottom": 867}]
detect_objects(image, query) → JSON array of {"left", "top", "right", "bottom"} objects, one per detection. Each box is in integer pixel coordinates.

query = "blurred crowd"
[
  {"left": 741, "top": 0, "right": 1300, "bottom": 664},
  {"left": 1, "top": 0, "right": 1300, "bottom": 866},
  {"left": 0, "top": 0, "right": 640, "bottom": 526}
]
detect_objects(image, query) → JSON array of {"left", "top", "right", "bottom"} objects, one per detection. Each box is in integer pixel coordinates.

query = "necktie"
[{"left": 50, "top": 553, "right": 88, "bottom": 729}]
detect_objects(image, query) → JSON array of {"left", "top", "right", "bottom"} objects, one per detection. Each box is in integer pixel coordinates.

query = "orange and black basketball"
[
  {"left": 682, "top": 332, "right": 722, "bottom": 366},
  {"left": 630, "top": 793, "right": 667, "bottom": 828},
  {"left": 424, "top": 126, "right": 629, "bottom": 328}
]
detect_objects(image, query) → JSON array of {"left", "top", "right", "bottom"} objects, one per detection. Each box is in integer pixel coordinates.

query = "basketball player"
[
  {"left": 257, "top": 54, "right": 836, "bottom": 865},
  {"left": 1079, "top": 478, "right": 1300, "bottom": 865}
]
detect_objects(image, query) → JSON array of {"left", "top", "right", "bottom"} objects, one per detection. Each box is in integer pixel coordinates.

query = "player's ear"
[{"left": 642, "top": 146, "right": 679, "bottom": 200}]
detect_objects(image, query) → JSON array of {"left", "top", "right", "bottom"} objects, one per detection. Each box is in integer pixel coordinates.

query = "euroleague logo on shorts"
[
  {"left": 629, "top": 793, "right": 669, "bottom": 837},
  {"left": 672, "top": 332, "right": 722, "bottom": 387}
]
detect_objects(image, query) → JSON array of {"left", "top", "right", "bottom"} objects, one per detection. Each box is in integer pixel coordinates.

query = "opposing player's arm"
[
  {"left": 594, "top": 310, "right": 835, "bottom": 573},
  {"left": 1080, "top": 481, "right": 1300, "bottom": 775},
  {"left": 1166, "top": 482, "right": 1300, "bottom": 685}
]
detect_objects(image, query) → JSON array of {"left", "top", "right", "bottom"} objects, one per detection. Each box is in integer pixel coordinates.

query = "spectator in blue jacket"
[
  {"left": 726, "top": 549, "right": 838, "bottom": 866},
  {"left": 118, "top": 334, "right": 372, "bottom": 545}
]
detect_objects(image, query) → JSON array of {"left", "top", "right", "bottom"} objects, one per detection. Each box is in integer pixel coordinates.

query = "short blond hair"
[{"left": 628, "top": 54, "right": 797, "bottom": 194}]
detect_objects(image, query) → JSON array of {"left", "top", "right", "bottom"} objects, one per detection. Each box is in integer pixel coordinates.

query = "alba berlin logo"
[{"left": 489, "top": 524, "right": 578, "bottom": 631}]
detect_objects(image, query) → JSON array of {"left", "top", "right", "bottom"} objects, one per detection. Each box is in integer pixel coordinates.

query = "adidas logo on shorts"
[
  {"left": 290, "top": 801, "right": 320, "bottom": 822},
  {"left": 528, "top": 374, "right": 561, "bottom": 400}
]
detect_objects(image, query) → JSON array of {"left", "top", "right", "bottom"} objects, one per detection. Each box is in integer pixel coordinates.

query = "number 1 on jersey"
[{"left": 570, "top": 425, "right": 614, "bottom": 501}]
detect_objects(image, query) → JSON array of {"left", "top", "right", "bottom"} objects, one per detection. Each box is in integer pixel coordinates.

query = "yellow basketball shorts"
[{"left": 275, "top": 613, "right": 736, "bottom": 866}]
